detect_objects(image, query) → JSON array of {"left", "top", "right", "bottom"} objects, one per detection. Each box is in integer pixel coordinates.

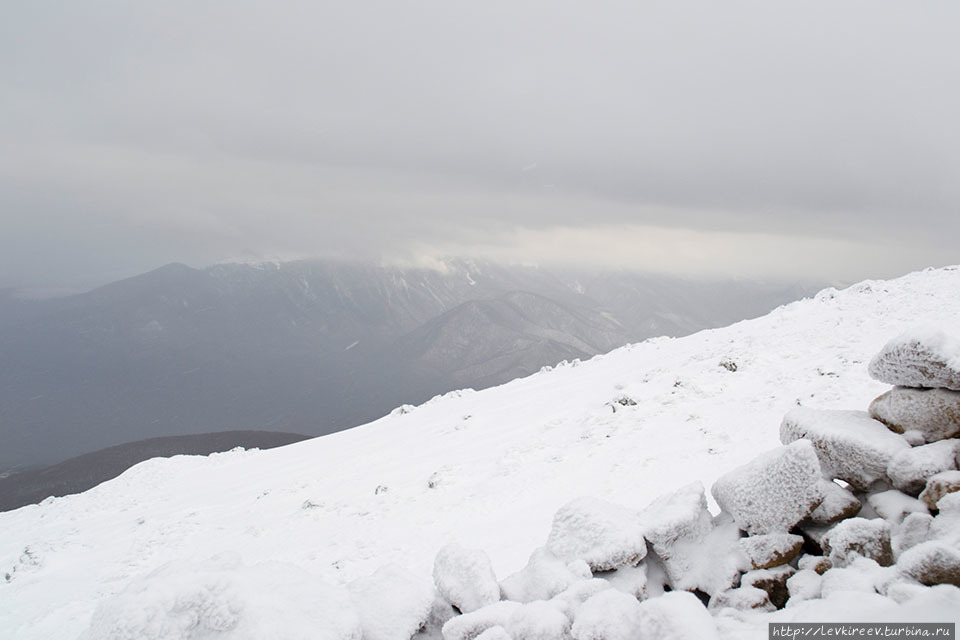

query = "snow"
[
  {"left": 504, "top": 600, "right": 571, "bottom": 639},
  {"left": 440, "top": 601, "right": 521, "bottom": 640},
  {"left": 499, "top": 547, "right": 589, "bottom": 603},
  {"left": 545, "top": 497, "right": 646, "bottom": 571},
  {"left": 433, "top": 544, "right": 500, "bottom": 614},
  {"left": 886, "top": 439, "right": 960, "bottom": 495},
  {"left": 869, "top": 387, "right": 960, "bottom": 443},
  {"left": 819, "top": 557, "right": 889, "bottom": 598},
  {"left": 596, "top": 564, "right": 648, "bottom": 600},
  {"left": 635, "top": 591, "right": 720, "bottom": 640},
  {"left": 780, "top": 408, "right": 910, "bottom": 490},
  {"left": 867, "top": 490, "right": 928, "bottom": 524},
  {"left": 893, "top": 512, "right": 934, "bottom": 557},
  {"left": 5, "top": 266, "right": 960, "bottom": 638},
  {"left": 547, "top": 579, "right": 613, "bottom": 620},
  {"left": 786, "top": 569, "right": 823, "bottom": 605},
  {"left": 869, "top": 327, "right": 960, "bottom": 391},
  {"left": 569, "top": 589, "right": 642, "bottom": 640},
  {"left": 712, "top": 440, "right": 823, "bottom": 534},
  {"left": 473, "top": 627, "right": 511, "bottom": 640}
]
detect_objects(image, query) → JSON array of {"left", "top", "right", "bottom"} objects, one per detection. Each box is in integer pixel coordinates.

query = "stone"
[
  {"left": 869, "top": 387, "right": 960, "bottom": 442},
  {"left": 708, "top": 586, "right": 775, "bottom": 612},
  {"left": 500, "top": 547, "right": 591, "bottom": 603},
  {"left": 546, "top": 497, "right": 646, "bottom": 571},
  {"left": 742, "top": 565, "right": 795, "bottom": 609},
  {"left": 886, "top": 440, "right": 960, "bottom": 496},
  {"left": 920, "top": 470, "right": 960, "bottom": 511},
  {"left": 433, "top": 544, "right": 500, "bottom": 614},
  {"left": 821, "top": 518, "right": 893, "bottom": 568},
  {"left": 780, "top": 408, "right": 910, "bottom": 491},
  {"left": 797, "top": 554, "right": 832, "bottom": 575},
  {"left": 739, "top": 534, "right": 803, "bottom": 570},
  {"left": 868, "top": 328, "right": 960, "bottom": 391},
  {"left": 712, "top": 440, "right": 824, "bottom": 534},
  {"left": 808, "top": 480, "right": 862, "bottom": 525},
  {"left": 897, "top": 541, "right": 960, "bottom": 587}
]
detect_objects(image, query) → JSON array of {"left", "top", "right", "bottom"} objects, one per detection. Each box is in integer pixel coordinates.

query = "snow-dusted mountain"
[
  {"left": 0, "top": 258, "right": 812, "bottom": 471},
  {"left": 1, "top": 266, "right": 958, "bottom": 638}
]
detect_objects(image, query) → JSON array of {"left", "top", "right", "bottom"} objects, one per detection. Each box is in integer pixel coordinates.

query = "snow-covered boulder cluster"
[
  {"left": 418, "top": 329, "right": 960, "bottom": 639},
  {"left": 80, "top": 328, "right": 960, "bottom": 639}
]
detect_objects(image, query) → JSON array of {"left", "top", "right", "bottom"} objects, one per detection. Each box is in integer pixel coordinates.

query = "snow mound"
[
  {"left": 886, "top": 439, "right": 960, "bottom": 495},
  {"left": 441, "top": 601, "right": 521, "bottom": 640},
  {"left": 504, "top": 600, "right": 571, "bottom": 640},
  {"left": 867, "top": 490, "right": 928, "bottom": 524},
  {"left": 545, "top": 497, "right": 646, "bottom": 571},
  {"left": 869, "top": 327, "right": 960, "bottom": 391},
  {"left": 786, "top": 569, "right": 822, "bottom": 606},
  {"left": 780, "top": 408, "right": 910, "bottom": 490},
  {"left": 499, "top": 547, "right": 590, "bottom": 603},
  {"left": 635, "top": 591, "right": 720, "bottom": 640},
  {"left": 347, "top": 564, "right": 435, "bottom": 640},
  {"left": 547, "top": 579, "right": 613, "bottom": 621},
  {"left": 433, "top": 544, "right": 500, "bottom": 614},
  {"left": 712, "top": 441, "right": 823, "bottom": 534},
  {"left": 869, "top": 387, "right": 960, "bottom": 443},
  {"left": 570, "top": 589, "right": 641, "bottom": 640},
  {"left": 80, "top": 553, "right": 361, "bottom": 640}
]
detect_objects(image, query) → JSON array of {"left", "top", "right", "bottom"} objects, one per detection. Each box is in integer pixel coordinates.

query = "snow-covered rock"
[
  {"left": 780, "top": 408, "right": 910, "bottom": 490},
  {"left": 474, "top": 627, "right": 511, "bottom": 640},
  {"left": 868, "top": 328, "right": 960, "bottom": 391},
  {"left": 929, "top": 492, "right": 960, "bottom": 543},
  {"left": 786, "top": 569, "right": 822, "bottom": 605},
  {"left": 545, "top": 497, "right": 646, "bottom": 571},
  {"left": 808, "top": 479, "right": 862, "bottom": 524},
  {"left": 595, "top": 563, "right": 649, "bottom": 600},
  {"left": 886, "top": 439, "right": 960, "bottom": 495},
  {"left": 892, "top": 512, "right": 934, "bottom": 557},
  {"left": 570, "top": 589, "right": 641, "bottom": 640},
  {"left": 920, "top": 470, "right": 960, "bottom": 510},
  {"left": 819, "top": 557, "right": 887, "bottom": 598},
  {"left": 635, "top": 591, "right": 720, "bottom": 640},
  {"left": 708, "top": 586, "right": 774, "bottom": 612},
  {"left": 348, "top": 564, "right": 436, "bottom": 640},
  {"left": 867, "top": 490, "right": 928, "bottom": 524},
  {"left": 712, "top": 441, "right": 823, "bottom": 534},
  {"left": 441, "top": 602, "right": 522, "bottom": 640},
  {"left": 742, "top": 565, "right": 795, "bottom": 609},
  {"left": 739, "top": 533, "right": 803, "bottom": 570},
  {"left": 433, "top": 544, "right": 500, "bottom": 614},
  {"left": 505, "top": 601, "right": 572, "bottom": 640},
  {"left": 869, "top": 387, "right": 960, "bottom": 442},
  {"left": 897, "top": 541, "right": 960, "bottom": 588},
  {"left": 822, "top": 518, "right": 893, "bottom": 568},
  {"left": 499, "top": 547, "right": 590, "bottom": 603},
  {"left": 547, "top": 579, "right": 612, "bottom": 621},
  {"left": 79, "top": 553, "right": 362, "bottom": 640},
  {"left": 797, "top": 554, "right": 832, "bottom": 575}
]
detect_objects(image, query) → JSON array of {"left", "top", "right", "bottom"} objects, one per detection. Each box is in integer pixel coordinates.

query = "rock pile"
[{"left": 420, "top": 329, "right": 960, "bottom": 639}]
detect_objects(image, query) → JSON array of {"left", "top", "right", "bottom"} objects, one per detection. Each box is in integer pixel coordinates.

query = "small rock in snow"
[
  {"left": 708, "top": 586, "right": 774, "bottom": 612},
  {"left": 712, "top": 440, "right": 823, "bottom": 534},
  {"left": 433, "top": 544, "right": 500, "bottom": 614},
  {"left": 739, "top": 533, "right": 804, "bottom": 570},
  {"left": 868, "top": 328, "right": 960, "bottom": 391},
  {"left": 808, "top": 479, "right": 862, "bottom": 525},
  {"left": 886, "top": 439, "right": 960, "bottom": 496},
  {"left": 869, "top": 387, "right": 960, "bottom": 442},
  {"left": 919, "top": 470, "right": 960, "bottom": 511},
  {"left": 546, "top": 497, "right": 647, "bottom": 571},
  {"left": 822, "top": 518, "right": 894, "bottom": 568},
  {"left": 781, "top": 408, "right": 910, "bottom": 491}
]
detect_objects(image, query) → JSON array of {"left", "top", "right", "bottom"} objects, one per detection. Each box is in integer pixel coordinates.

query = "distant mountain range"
[{"left": 0, "top": 258, "right": 819, "bottom": 471}]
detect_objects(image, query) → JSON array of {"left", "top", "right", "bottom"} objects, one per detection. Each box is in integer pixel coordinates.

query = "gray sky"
[{"left": 2, "top": 1, "right": 958, "bottom": 292}]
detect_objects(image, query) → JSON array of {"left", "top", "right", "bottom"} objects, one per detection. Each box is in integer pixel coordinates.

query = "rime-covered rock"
[
  {"left": 635, "top": 591, "right": 720, "bottom": 640},
  {"left": 786, "top": 569, "right": 823, "bottom": 606},
  {"left": 642, "top": 484, "right": 742, "bottom": 595},
  {"left": 595, "top": 563, "right": 649, "bottom": 600},
  {"left": 893, "top": 512, "right": 934, "bottom": 557},
  {"left": 348, "top": 564, "right": 436, "bottom": 640},
  {"left": 808, "top": 479, "right": 862, "bottom": 525},
  {"left": 820, "top": 557, "right": 888, "bottom": 598},
  {"left": 822, "top": 518, "right": 893, "bottom": 567},
  {"left": 708, "top": 586, "right": 774, "bottom": 612},
  {"left": 780, "top": 408, "right": 910, "bottom": 491},
  {"left": 920, "top": 470, "right": 960, "bottom": 510},
  {"left": 869, "top": 387, "right": 960, "bottom": 442},
  {"left": 868, "top": 328, "right": 960, "bottom": 391},
  {"left": 929, "top": 493, "right": 960, "bottom": 544},
  {"left": 739, "top": 534, "right": 803, "bottom": 570},
  {"left": 546, "top": 497, "right": 646, "bottom": 571},
  {"left": 570, "top": 589, "right": 642, "bottom": 640},
  {"left": 500, "top": 547, "right": 590, "bottom": 603},
  {"left": 712, "top": 440, "right": 823, "bottom": 534},
  {"left": 867, "top": 490, "right": 928, "bottom": 524},
  {"left": 433, "top": 544, "right": 500, "bottom": 614},
  {"left": 505, "top": 601, "right": 572, "bottom": 640},
  {"left": 897, "top": 541, "right": 960, "bottom": 587},
  {"left": 441, "top": 602, "right": 522, "bottom": 640},
  {"left": 742, "top": 565, "right": 795, "bottom": 609},
  {"left": 548, "top": 579, "right": 613, "bottom": 621},
  {"left": 886, "top": 440, "right": 960, "bottom": 495}
]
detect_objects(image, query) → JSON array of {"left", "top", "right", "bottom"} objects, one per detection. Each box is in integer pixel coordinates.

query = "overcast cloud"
[{"left": 2, "top": 1, "right": 958, "bottom": 292}]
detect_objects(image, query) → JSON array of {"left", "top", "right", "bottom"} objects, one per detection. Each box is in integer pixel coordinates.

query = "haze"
[{"left": 2, "top": 1, "right": 958, "bottom": 293}]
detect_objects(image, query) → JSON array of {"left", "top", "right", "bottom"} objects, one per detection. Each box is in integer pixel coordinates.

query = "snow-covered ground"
[{"left": 2, "top": 266, "right": 960, "bottom": 638}]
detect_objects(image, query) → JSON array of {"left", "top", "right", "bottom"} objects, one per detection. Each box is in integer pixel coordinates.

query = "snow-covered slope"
[{"left": 2, "top": 266, "right": 959, "bottom": 638}]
